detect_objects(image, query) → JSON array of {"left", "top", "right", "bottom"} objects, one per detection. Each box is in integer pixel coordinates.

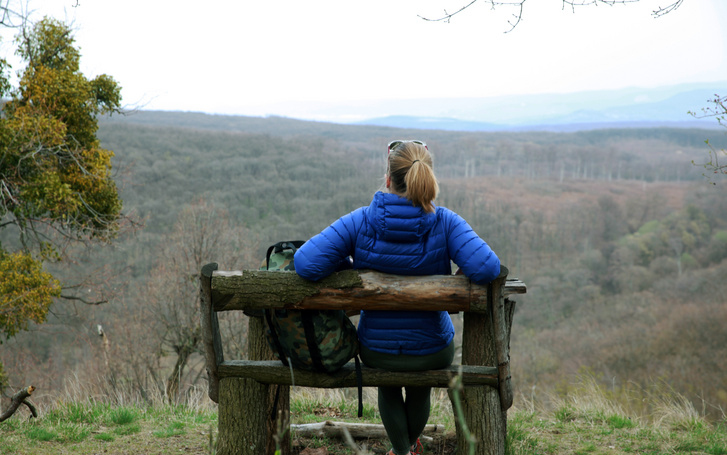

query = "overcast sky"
[{"left": 2, "top": 0, "right": 726, "bottom": 121}]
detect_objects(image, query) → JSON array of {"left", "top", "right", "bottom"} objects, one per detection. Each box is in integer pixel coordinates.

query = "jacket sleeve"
[
  {"left": 294, "top": 208, "right": 363, "bottom": 281},
  {"left": 442, "top": 209, "right": 500, "bottom": 285}
]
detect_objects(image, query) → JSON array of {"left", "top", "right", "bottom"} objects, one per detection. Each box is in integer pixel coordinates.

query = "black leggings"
[{"left": 360, "top": 342, "right": 454, "bottom": 455}]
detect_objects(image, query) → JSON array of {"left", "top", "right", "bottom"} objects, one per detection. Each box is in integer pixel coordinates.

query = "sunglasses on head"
[{"left": 387, "top": 140, "right": 428, "bottom": 155}]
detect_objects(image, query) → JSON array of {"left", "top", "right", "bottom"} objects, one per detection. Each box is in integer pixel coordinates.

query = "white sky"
[{"left": 2, "top": 0, "right": 726, "bottom": 120}]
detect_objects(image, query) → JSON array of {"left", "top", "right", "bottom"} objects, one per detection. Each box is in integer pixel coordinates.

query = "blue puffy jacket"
[{"left": 295, "top": 191, "right": 500, "bottom": 356}]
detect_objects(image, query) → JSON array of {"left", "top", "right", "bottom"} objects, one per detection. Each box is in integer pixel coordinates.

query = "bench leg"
[
  {"left": 450, "top": 386, "right": 506, "bottom": 455},
  {"left": 455, "top": 307, "right": 508, "bottom": 455},
  {"left": 217, "top": 377, "right": 291, "bottom": 455}
]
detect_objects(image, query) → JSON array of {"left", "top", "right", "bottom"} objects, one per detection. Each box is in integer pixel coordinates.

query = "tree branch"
[
  {"left": 418, "top": 0, "right": 685, "bottom": 28},
  {"left": 652, "top": 0, "right": 683, "bottom": 18},
  {"left": 688, "top": 94, "right": 727, "bottom": 183},
  {"left": 0, "top": 385, "right": 38, "bottom": 422},
  {"left": 0, "top": 0, "right": 25, "bottom": 29},
  {"left": 418, "top": 0, "right": 483, "bottom": 23},
  {"left": 59, "top": 293, "right": 109, "bottom": 305}
]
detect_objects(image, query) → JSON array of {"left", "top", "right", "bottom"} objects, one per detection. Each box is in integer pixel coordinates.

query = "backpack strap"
[
  {"left": 301, "top": 310, "right": 326, "bottom": 372},
  {"left": 270, "top": 384, "right": 282, "bottom": 422},
  {"left": 355, "top": 355, "right": 363, "bottom": 418},
  {"left": 264, "top": 309, "right": 289, "bottom": 368},
  {"left": 263, "top": 240, "right": 306, "bottom": 368}
]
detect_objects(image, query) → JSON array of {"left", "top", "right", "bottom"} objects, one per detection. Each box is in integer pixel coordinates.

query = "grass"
[
  {"left": 1, "top": 378, "right": 726, "bottom": 454},
  {"left": 505, "top": 374, "right": 727, "bottom": 455}
]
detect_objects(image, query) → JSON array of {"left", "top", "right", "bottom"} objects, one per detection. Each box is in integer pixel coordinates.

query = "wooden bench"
[{"left": 199, "top": 264, "right": 526, "bottom": 455}]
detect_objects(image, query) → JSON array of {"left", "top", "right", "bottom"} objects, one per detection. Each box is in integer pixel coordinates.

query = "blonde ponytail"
[{"left": 387, "top": 142, "right": 439, "bottom": 213}]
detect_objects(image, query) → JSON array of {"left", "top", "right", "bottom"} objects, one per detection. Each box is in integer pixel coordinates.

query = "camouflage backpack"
[{"left": 261, "top": 241, "right": 360, "bottom": 376}]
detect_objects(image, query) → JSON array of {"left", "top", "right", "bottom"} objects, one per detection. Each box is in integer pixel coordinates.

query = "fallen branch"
[
  {"left": 291, "top": 420, "right": 443, "bottom": 440},
  {"left": 0, "top": 386, "right": 38, "bottom": 422}
]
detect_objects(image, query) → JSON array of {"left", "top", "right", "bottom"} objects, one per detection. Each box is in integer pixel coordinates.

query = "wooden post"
[
  {"left": 203, "top": 262, "right": 291, "bottom": 455},
  {"left": 200, "top": 263, "right": 222, "bottom": 403},
  {"left": 451, "top": 268, "right": 512, "bottom": 455},
  {"left": 493, "top": 278, "right": 514, "bottom": 411}
]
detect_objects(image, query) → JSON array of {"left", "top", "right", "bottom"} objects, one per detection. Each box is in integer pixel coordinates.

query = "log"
[
  {"left": 218, "top": 360, "right": 498, "bottom": 388},
  {"left": 291, "top": 421, "right": 443, "bottom": 439},
  {"left": 0, "top": 386, "right": 37, "bottom": 422},
  {"left": 210, "top": 269, "right": 526, "bottom": 314}
]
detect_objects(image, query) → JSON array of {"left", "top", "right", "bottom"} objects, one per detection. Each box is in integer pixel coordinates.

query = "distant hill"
[
  {"left": 336, "top": 82, "right": 726, "bottom": 132},
  {"left": 106, "top": 82, "right": 726, "bottom": 133},
  {"left": 355, "top": 116, "right": 717, "bottom": 133}
]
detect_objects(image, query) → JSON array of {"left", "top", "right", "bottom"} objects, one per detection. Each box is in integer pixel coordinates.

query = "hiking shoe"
[{"left": 410, "top": 438, "right": 424, "bottom": 455}]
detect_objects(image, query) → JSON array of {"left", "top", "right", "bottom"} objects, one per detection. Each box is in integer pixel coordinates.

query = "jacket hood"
[{"left": 367, "top": 191, "right": 437, "bottom": 243}]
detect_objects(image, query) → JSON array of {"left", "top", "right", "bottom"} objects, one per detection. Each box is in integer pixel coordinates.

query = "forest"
[{"left": 2, "top": 111, "right": 726, "bottom": 419}]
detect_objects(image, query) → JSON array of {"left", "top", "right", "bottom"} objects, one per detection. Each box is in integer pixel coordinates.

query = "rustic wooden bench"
[{"left": 199, "top": 264, "right": 526, "bottom": 455}]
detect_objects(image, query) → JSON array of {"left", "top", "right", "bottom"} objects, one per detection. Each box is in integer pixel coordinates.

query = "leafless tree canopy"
[
  {"left": 1, "top": 0, "right": 26, "bottom": 28},
  {"left": 419, "top": 0, "right": 685, "bottom": 31}
]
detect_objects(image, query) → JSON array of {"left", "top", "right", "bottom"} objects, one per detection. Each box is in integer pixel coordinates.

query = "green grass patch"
[
  {"left": 706, "top": 443, "right": 727, "bottom": 455},
  {"left": 575, "top": 441, "right": 597, "bottom": 454},
  {"left": 25, "top": 426, "right": 58, "bottom": 442},
  {"left": 112, "top": 422, "right": 141, "bottom": 436},
  {"left": 290, "top": 391, "right": 380, "bottom": 423},
  {"left": 55, "top": 423, "right": 90, "bottom": 443},
  {"left": 46, "top": 402, "right": 103, "bottom": 425},
  {"left": 106, "top": 406, "right": 139, "bottom": 426},
  {"left": 506, "top": 411, "right": 540, "bottom": 455},
  {"left": 153, "top": 420, "right": 186, "bottom": 438},
  {"left": 554, "top": 405, "right": 577, "bottom": 423},
  {"left": 94, "top": 432, "right": 115, "bottom": 442},
  {"left": 607, "top": 414, "right": 636, "bottom": 429}
]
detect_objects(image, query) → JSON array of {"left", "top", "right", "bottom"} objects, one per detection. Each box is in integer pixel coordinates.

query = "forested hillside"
[{"left": 2, "top": 111, "right": 725, "bottom": 419}]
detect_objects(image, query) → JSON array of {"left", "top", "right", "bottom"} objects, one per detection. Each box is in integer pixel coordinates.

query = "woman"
[{"left": 294, "top": 140, "right": 500, "bottom": 455}]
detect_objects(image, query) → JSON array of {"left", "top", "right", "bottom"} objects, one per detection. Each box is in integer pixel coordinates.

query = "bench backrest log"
[{"left": 198, "top": 264, "right": 526, "bottom": 455}]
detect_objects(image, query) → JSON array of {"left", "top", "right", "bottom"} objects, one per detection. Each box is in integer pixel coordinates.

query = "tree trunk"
[
  {"left": 217, "top": 376, "right": 271, "bottom": 454},
  {"left": 450, "top": 310, "right": 506, "bottom": 455},
  {"left": 165, "top": 339, "right": 196, "bottom": 403},
  {"left": 216, "top": 315, "right": 290, "bottom": 455}
]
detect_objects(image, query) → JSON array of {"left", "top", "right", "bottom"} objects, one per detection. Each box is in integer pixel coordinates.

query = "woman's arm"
[
  {"left": 294, "top": 208, "right": 363, "bottom": 281},
  {"left": 443, "top": 209, "right": 500, "bottom": 284}
]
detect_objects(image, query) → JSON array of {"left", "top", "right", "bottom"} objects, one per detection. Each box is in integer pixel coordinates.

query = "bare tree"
[
  {"left": 689, "top": 95, "right": 727, "bottom": 183},
  {"left": 145, "top": 200, "right": 259, "bottom": 402},
  {"left": 419, "top": 0, "right": 684, "bottom": 31},
  {"left": 0, "top": 0, "right": 25, "bottom": 28}
]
